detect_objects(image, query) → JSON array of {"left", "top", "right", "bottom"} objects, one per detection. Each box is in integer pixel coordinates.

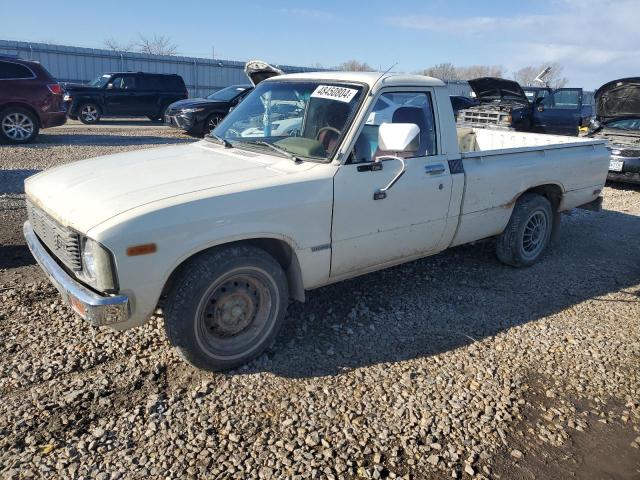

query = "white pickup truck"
[{"left": 24, "top": 71, "right": 609, "bottom": 371}]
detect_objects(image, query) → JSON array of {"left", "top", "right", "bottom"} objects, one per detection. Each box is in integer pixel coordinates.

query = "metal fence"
[
  {"left": 0, "top": 40, "right": 323, "bottom": 98},
  {"left": 0, "top": 39, "right": 472, "bottom": 98}
]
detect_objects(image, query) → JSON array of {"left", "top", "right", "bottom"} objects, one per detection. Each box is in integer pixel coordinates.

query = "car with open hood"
[
  {"left": 589, "top": 77, "right": 640, "bottom": 184},
  {"left": 164, "top": 60, "right": 287, "bottom": 137},
  {"left": 456, "top": 77, "right": 533, "bottom": 131},
  {"left": 458, "top": 77, "right": 589, "bottom": 136}
]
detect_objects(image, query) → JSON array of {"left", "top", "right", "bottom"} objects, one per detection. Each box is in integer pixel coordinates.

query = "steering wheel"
[{"left": 316, "top": 126, "right": 341, "bottom": 139}]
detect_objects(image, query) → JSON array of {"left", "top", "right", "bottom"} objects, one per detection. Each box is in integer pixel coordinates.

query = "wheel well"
[
  {"left": 160, "top": 238, "right": 305, "bottom": 304},
  {"left": 521, "top": 184, "right": 563, "bottom": 241},
  {"left": 0, "top": 102, "right": 41, "bottom": 127},
  {"left": 523, "top": 184, "right": 563, "bottom": 211}
]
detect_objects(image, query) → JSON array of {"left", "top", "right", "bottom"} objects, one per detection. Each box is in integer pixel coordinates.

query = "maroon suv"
[{"left": 0, "top": 56, "right": 66, "bottom": 143}]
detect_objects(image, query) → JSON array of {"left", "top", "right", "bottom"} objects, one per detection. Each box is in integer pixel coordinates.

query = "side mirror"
[
  {"left": 377, "top": 123, "right": 420, "bottom": 155},
  {"left": 537, "top": 106, "right": 544, "bottom": 112},
  {"left": 106, "top": 83, "right": 114, "bottom": 90}
]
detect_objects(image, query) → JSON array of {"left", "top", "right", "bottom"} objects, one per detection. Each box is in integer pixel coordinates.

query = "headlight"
[
  {"left": 79, "top": 237, "right": 117, "bottom": 292},
  {"left": 63, "top": 94, "right": 72, "bottom": 101},
  {"left": 180, "top": 107, "right": 205, "bottom": 114},
  {"left": 501, "top": 114, "right": 513, "bottom": 124}
]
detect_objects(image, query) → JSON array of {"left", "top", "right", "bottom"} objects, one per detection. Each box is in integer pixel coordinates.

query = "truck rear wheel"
[
  {"left": 496, "top": 193, "right": 553, "bottom": 267},
  {"left": 164, "top": 245, "right": 289, "bottom": 371}
]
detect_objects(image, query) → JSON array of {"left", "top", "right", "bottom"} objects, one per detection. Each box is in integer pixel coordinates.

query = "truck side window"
[{"left": 349, "top": 92, "right": 437, "bottom": 164}]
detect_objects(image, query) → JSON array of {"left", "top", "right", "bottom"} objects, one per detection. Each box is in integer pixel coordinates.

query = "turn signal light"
[{"left": 126, "top": 243, "right": 157, "bottom": 256}]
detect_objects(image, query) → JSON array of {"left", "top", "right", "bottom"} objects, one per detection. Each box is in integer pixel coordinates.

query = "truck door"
[
  {"left": 531, "top": 88, "right": 583, "bottom": 136},
  {"left": 104, "top": 75, "right": 139, "bottom": 115},
  {"left": 331, "top": 90, "right": 453, "bottom": 278}
]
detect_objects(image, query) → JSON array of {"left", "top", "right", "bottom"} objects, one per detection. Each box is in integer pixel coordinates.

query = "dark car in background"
[
  {"left": 529, "top": 87, "right": 591, "bottom": 135},
  {"left": 456, "top": 77, "right": 533, "bottom": 131},
  {"left": 0, "top": 56, "right": 66, "bottom": 143},
  {"left": 458, "top": 77, "right": 592, "bottom": 136},
  {"left": 63, "top": 72, "right": 187, "bottom": 124},
  {"left": 589, "top": 77, "right": 640, "bottom": 184},
  {"left": 165, "top": 85, "right": 253, "bottom": 136}
]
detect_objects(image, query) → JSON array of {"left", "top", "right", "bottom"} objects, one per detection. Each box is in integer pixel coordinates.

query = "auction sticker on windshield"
[{"left": 311, "top": 85, "right": 359, "bottom": 103}]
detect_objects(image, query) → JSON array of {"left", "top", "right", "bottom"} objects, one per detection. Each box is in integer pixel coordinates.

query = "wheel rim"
[
  {"left": 81, "top": 105, "right": 98, "bottom": 122},
  {"left": 521, "top": 210, "right": 549, "bottom": 259},
  {"left": 195, "top": 268, "right": 277, "bottom": 359},
  {"left": 206, "top": 116, "right": 221, "bottom": 133},
  {"left": 2, "top": 113, "right": 34, "bottom": 140}
]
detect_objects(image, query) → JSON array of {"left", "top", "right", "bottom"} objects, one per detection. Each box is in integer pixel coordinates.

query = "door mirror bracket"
[{"left": 373, "top": 155, "right": 406, "bottom": 200}]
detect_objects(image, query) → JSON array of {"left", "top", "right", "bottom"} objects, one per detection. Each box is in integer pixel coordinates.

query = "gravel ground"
[{"left": 1, "top": 123, "right": 639, "bottom": 479}]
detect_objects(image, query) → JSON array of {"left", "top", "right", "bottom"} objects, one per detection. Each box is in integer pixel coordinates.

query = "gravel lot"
[{"left": 1, "top": 122, "right": 639, "bottom": 479}]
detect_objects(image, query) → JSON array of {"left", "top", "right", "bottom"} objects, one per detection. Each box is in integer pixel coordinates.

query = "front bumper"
[
  {"left": 607, "top": 154, "right": 640, "bottom": 184},
  {"left": 164, "top": 111, "right": 196, "bottom": 131},
  {"left": 23, "top": 221, "right": 129, "bottom": 326}
]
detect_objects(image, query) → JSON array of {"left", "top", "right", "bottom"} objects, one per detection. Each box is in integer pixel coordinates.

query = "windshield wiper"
[
  {"left": 209, "top": 133, "right": 233, "bottom": 148},
  {"left": 244, "top": 140, "right": 303, "bottom": 163}
]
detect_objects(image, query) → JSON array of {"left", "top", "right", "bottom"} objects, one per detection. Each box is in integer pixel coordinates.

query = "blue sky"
[{"left": 1, "top": 0, "right": 637, "bottom": 89}]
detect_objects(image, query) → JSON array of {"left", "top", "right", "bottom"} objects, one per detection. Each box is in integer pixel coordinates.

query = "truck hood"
[
  {"left": 25, "top": 141, "right": 311, "bottom": 233},
  {"left": 468, "top": 77, "right": 529, "bottom": 104},
  {"left": 244, "top": 60, "right": 284, "bottom": 86},
  {"left": 594, "top": 77, "right": 640, "bottom": 122}
]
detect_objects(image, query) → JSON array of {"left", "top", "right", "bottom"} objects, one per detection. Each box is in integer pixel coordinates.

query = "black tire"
[
  {"left": 0, "top": 107, "right": 39, "bottom": 144},
  {"left": 164, "top": 245, "right": 289, "bottom": 371},
  {"left": 496, "top": 193, "right": 553, "bottom": 267},
  {"left": 203, "top": 114, "right": 223, "bottom": 136},
  {"left": 78, "top": 103, "right": 101, "bottom": 124}
]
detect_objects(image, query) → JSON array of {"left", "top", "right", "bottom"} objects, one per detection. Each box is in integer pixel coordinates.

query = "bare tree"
[
  {"left": 337, "top": 60, "right": 374, "bottom": 72},
  {"left": 135, "top": 34, "right": 179, "bottom": 56},
  {"left": 456, "top": 65, "right": 505, "bottom": 80},
  {"left": 513, "top": 66, "right": 538, "bottom": 86},
  {"left": 103, "top": 37, "right": 134, "bottom": 52},
  {"left": 422, "top": 63, "right": 458, "bottom": 80}
]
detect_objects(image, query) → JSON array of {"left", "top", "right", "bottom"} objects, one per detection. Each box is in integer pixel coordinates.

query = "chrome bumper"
[{"left": 23, "top": 221, "right": 129, "bottom": 326}]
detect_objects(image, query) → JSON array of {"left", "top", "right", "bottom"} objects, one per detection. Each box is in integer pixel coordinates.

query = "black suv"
[{"left": 63, "top": 72, "right": 187, "bottom": 124}]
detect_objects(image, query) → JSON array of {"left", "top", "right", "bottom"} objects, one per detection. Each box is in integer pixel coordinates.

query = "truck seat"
[{"left": 457, "top": 128, "right": 479, "bottom": 152}]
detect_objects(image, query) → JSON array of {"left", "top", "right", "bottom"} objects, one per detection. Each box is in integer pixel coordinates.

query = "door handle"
[{"left": 424, "top": 164, "right": 445, "bottom": 175}]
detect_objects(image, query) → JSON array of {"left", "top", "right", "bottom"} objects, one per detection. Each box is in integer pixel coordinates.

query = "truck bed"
[
  {"left": 457, "top": 127, "right": 600, "bottom": 155},
  {"left": 449, "top": 127, "right": 609, "bottom": 247}
]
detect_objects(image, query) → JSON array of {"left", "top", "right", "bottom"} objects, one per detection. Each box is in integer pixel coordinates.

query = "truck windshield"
[{"left": 212, "top": 81, "right": 365, "bottom": 161}]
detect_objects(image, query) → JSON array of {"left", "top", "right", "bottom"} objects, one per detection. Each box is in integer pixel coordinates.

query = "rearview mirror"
[{"left": 378, "top": 123, "right": 420, "bottom": 154}]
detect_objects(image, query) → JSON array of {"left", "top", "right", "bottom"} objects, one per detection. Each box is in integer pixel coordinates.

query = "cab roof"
[{"left": 267, "top": 71, "right": 446, "bottom": 90}]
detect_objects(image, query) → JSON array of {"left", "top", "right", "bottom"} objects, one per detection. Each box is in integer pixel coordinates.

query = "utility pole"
[{"left": 212, "top": 46, "right": 215, "bottom": 60}]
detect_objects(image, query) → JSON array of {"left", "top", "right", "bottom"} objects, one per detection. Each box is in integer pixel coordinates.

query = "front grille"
[
  {"left": 27, "top": 200, "right": 82, "bottom": 271},
  {"left": 458, "top": 109, "right": 510, "bottom": 126}
]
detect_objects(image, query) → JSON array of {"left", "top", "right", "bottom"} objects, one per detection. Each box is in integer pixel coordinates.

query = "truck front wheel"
[
  {"left": 164, "top": 245, "right": 289, "bottom": 371},
  {"left": 496, "top": 193, "right": 553, "bottom": 267}
]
